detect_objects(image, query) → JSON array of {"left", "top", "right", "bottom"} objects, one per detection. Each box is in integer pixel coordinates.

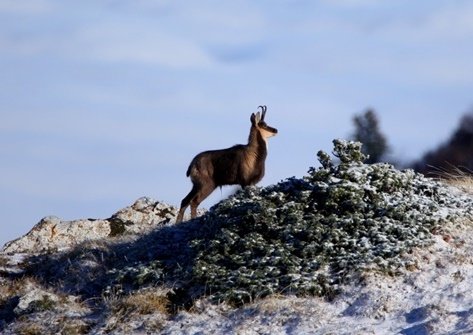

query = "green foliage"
[
  {"left": 111, "top": 260, "right": 165, "bottom": 288},
  {"left": 33, "top": 295, "right": 56, "bottom": 312},
  {"left": 188, "top": 139, "right": 472, "bottom": 305}
]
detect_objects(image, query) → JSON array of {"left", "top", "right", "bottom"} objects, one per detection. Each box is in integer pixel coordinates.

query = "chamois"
[{"left": 176, "top": 105, "right": 278, "bottom": 223}]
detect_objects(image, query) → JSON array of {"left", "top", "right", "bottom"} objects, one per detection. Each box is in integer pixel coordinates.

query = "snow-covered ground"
[
  {"left": 1, "top": 200, "right": 472, "bottom": 334},
  {"left": 159, "top": 219, "right": 473, "bottom": 335}
]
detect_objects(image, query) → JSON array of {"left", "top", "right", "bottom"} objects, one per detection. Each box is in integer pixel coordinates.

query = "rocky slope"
[
  {"left": 1, "top": 140, "right": 472, "bottom": 334},
  {"left": 2, "top": 198, "right": 178, "bottom": 254}
]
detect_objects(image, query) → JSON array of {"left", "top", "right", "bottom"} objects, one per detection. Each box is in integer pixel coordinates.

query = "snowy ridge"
[{"left": 1, "top": 140, "right": 473, "bottom": 334}]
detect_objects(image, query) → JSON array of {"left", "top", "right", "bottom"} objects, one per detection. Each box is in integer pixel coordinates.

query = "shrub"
[{"left": 189, "top": 139, "right": 473, "bottom": 305}]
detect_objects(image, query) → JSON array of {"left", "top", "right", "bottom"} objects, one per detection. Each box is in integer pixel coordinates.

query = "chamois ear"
[
  {"left": 251, "top": 112, "right": 261, "bottom": 125},
  {"left": 255, "top": 112, "right": 261, "bottom": 123}
]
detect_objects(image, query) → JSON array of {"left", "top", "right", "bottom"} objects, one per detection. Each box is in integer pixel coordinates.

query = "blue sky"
[{"left": 1, "top": 0, "right": 473, "bottom": 247}]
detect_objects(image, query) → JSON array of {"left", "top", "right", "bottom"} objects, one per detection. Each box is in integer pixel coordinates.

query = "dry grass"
[
  {"left": 8, "top": 315, "right": 92, "bottom": 335},
  {"left": 0, "top": 276, "right": 33, "bottom": 299},
  {"left": 446, "top": 175, "right": 473, "bottom": 194},
  {"left": 108, "top": 287, "right": 170, "bottom": 315},
  {"left": 120, "top": 289, "right": 170, "bottom": 314},
  {"left": 0, "top": 276, "right": 72, "bottom": 304},
  {"left": 58, "top": 322, "right": 91, "bottom": 335},
  {"left": 101, "top": 288, "right": 170, "bottom": 333},
  {"left": 14, "top": 322, "right": 44, "bottom": 335},
  {"left": 250, "top": 293, "right": 326, "bottom": 317},
  {"left": 0, "top": 255, "right": 8, "bottom": 267},
  {"left": 428, "top": 165, "right": 473, "bottom": 195}
]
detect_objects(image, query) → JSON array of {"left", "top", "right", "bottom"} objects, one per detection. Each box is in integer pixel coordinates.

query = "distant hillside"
[
  {"left": 413, "top": 113, "right": 473, "bottom": 175},
  {"left": 1, "top": 140, "right": 472, "bottom": 334}
]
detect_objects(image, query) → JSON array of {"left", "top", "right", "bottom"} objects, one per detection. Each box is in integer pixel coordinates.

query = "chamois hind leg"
[
  {"left": 176, "top": 183, "right": 200, "bottom": 223},
  {"left": 190, "top": 181, "right": 216, "bottom": 219}
]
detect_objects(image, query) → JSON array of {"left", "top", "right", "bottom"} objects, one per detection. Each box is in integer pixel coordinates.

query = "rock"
[
  {"left": 2, "top": 216, "right": 111, "bottom": 254},
  {"left": 108, "top": 197, "right": 177, "bottom": 236},
  {"left": 2, "top": 198, "right": 179, "bottom": 254},
  {"left": 13, "top": 287, "right": 59, "bottom": 315}
]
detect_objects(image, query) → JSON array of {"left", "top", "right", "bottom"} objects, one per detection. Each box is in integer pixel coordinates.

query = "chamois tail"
[{"left": 186, "top": 157, "right": 197, "bottom": 177}]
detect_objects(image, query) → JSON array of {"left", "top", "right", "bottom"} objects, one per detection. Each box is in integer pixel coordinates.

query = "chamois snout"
[{"left": 176, "top": 105, "right": 277, "bottom": 223}]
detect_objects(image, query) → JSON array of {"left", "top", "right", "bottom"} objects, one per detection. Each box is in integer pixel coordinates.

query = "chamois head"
[{"left": 251, "top": 105, "right": 278, "bottom": 140}]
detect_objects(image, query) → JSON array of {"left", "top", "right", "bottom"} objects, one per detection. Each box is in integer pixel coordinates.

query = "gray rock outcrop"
[{"left": 2, "top": 197, "right": 178, "bottom": 254}]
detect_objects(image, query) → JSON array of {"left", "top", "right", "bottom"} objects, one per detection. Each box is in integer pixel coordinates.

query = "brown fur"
[{"left": 176, "top": 106, "right": 277, "bottom": 223}]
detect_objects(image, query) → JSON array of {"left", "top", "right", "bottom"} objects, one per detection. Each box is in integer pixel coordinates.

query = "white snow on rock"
[
  {"left": 2, "top": 198, "right": 179, "bottom": 254},
  {"left": 2, "top": 216, "right": 111, "bottom": 254},
  {"left": 13, "top": 285, "right": 60, "bottom": 315}
]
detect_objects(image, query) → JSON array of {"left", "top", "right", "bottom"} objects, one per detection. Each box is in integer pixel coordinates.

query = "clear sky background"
[{"left": 1, "top": 0, "right": 472, "bottom": 247}]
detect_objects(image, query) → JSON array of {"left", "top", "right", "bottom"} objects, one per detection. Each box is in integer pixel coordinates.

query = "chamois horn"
[{"left": 258, "top": 105, "right": 267, "bottom": 120}]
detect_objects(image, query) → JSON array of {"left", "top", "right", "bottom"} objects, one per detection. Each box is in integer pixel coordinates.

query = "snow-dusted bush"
[{"left": 189, "top": 139, "right": 473, "bottom": 305}]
